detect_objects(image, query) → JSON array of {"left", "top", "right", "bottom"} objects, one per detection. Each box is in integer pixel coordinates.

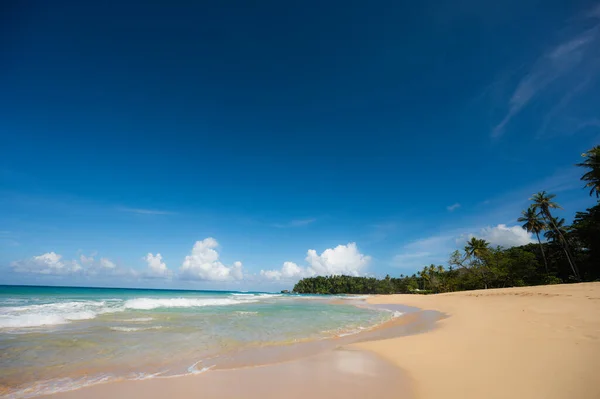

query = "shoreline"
[
  {"left": 7, "top": 299, "right": 440, "bottom": 399},
  {"left": 38, "top": 303, "right": 439, "bottom": 399},
  {"left": 43, "top": 348, "right": 416, "bottom": 399}
]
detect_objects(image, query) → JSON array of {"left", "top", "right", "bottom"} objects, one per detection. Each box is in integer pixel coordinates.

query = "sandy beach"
[
  {"left": 356, "top": 282, "right": 600, "bottom": 399},
  {"left": 43, "top": 283, "right": 600, "bottom": 399}
]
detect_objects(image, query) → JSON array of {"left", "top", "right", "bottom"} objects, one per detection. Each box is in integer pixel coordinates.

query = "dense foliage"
[{"left": 293, "top": 145, "right": 600, "bottom": 295}]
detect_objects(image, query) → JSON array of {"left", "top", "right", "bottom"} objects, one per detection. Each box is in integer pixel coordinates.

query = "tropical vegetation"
[{"left": 293, "top": 145, "right": 600, "bottom": 295}]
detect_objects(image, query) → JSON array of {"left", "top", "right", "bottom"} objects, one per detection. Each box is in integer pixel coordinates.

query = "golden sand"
[{"left": 355, "top": 282, "right": 600, "bottom": 399}]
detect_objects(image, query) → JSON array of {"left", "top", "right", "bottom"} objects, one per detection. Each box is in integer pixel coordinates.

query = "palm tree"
[
  {"left": 576, "top": 145, "right": 600, "bottom": 198},
  {"left": 464, "top": 237, "right": 491, "bottom": 289},
  {"left": 518, "top": 207, "right": 549, "bottom": 274},
  {"left": 544, "top": 217, "right": 579, "bottom": 280},
  {"left": 531, "top": 191, "right": 579, "bottom": 280},
  {"left": 464, "top": 237, "right": 490, "bottom": 262},
  {"left": 418, "top": 267, "right": 430, "bottom": 290},
  {"left": 543, "top": 217, "right": 569, "bottom": 243}
]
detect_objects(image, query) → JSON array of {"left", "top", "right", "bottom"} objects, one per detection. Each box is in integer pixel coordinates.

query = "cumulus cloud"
[
  {"left": 79, "top": 254, "right": 95, "bottom": 266},
  {"left": 11, "top": 252, "right": 82, "bottom": 275},
  {"left": 143, "top": 253, "right": 171, "bottom": 278},
  {"left": 179, "top": 238, "right": 244, "bottom": 281},
  {"left": 465, "top": 224, "right": 535, "bottom": 248},
  {"left": 260, "top": 243, "right": 371, "bottom": 281},
  {"left": 260, "top": 261, "right": 308, "bottom": 280},
  {"left": 306, "top": 243, "right": 371, "bottom": 276},
  {"left": 100, "top": 258, "right": 116, "bottom": 269},
  {"left": 11, "top": 251, "right": 127, "bottom": 277}
]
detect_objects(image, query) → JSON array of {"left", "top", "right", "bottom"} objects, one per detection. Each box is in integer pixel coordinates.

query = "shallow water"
[{"left": 0, "top": 286, "right": 397, "bottom": 398}]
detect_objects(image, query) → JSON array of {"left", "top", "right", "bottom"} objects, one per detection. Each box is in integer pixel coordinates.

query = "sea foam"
[
  {"left": 110, "top": 326, "right": 163, "bottom": 332},
  {"left": 0, "top": 294, "right": 264, "bottom": 328},
  {"left": 0, "top": 301, "right": 122, "bottom": 329},
  {"left": 123, "top": 297, "right": 258, "bottom": 310}
]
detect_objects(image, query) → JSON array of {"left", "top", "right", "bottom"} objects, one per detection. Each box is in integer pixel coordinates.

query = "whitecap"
[
  {"left": 123, "top": 297, "right": 257, "bottom": 310},
  {"left": 0, "top": 301, "right": 123, "bottom": 329},
  {"left": 110, "top": 326, "right": 162, "bottom": 332}
]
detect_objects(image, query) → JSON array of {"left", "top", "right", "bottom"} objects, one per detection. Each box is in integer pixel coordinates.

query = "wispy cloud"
[
  {"left": 0, "top": 231, "right": 20, "bottom": 246},
  {"left": 446, "top": 203, "right": 461, "bottom": 212},
  {"left": 271, "top": 218, "right": 316, "bottom": 228},
  {"left": 492, "top": 9, "right": 600, "bottom": 138},
  {"left": 364, "top": 222, "right": 397, "bottom": 243},
  {"left": 118, "top": 207, "right": 176, "bottom": 215},
  {"left": 589, "top": 3, "right": 600, "bottom": 18},
  {"left": 392, "top": 232, "right": 463, "bottom": 270}
]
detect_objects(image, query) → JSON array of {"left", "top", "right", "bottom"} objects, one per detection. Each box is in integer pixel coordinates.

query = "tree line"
[{"left": 293, "top": 146, "right": 600, "bottom": 295}]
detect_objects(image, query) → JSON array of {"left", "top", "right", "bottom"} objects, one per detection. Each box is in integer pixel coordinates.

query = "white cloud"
[
  {"left": 179, "top": 238, "right": 244, "bottom": 281},
  {"left": 79, "top": 254, "right": 95, "bottom": 265},
  {"left": 261, "top": 243, "right": 371, "bottom": 281},
  {"left": 11, "top": 252, "right": 82, "bottom": 275},
  {"left": 447, "top": 203, "right": 461, "bottom": 212},
  {"left": 305, "top": 243, "right": 370, "bottom": 276},
  {"left": 100, "top": 258, "right": 116, "bottom": 269},
  {"left": 10, "top": 251, "right": 130, "bottom": 277},
  {"left": 144, "top": 253, "right": 170, "bottom": 278},
  {"left": 260, "top": 261, "right": 308, "bottom": 280},
  {"left": 474, "top": 224, "right": 535, "bottom": 248}
]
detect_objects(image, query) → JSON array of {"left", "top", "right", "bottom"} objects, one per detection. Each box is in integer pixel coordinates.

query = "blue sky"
[{"left": 1, "top": 0, "right": 599, "bottom": 290}]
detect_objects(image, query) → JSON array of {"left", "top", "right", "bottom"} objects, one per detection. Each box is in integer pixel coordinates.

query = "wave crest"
[
  {"left": 123, "top": 297, "right": 257, "bottom": 310},
  {"left": 0, "top": 301, "right": 122, "bottom": 329}
]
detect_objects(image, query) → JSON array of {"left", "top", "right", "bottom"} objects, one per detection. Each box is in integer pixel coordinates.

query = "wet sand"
[
  {"left": 43, "top": 307, "right": 438, "bottom": 399},
  {"left": 45, "top": 349, "right": 415, "bottom": 399},
  {"left": 355, "top": 283, "right": 600, "bottom": 399}
]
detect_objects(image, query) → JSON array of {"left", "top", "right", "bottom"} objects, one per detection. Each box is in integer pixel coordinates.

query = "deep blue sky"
[{"left": 1, "top": 0, "right": 599, "bottom": 290}]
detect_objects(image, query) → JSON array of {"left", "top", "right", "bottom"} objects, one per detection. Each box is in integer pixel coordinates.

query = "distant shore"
[{"left": 355, "top": 282, "right": 600, "bottom": 399}]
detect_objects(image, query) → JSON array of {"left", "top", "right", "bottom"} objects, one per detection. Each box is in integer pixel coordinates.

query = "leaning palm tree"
[
  {"left": 543, "top": 217, "right": 579, "bottom": 279},
  {"left": 576, "top": 145, "right": 600, "bottom": 198},
  {"left": 518, "top": 207, "right": 549, "bottom": 274},
  {"left": 531, "top": 191, "right": 579, "bottom": 280},
  {"left": 543, "top": 217, "right": 569, "bottom": 243}
]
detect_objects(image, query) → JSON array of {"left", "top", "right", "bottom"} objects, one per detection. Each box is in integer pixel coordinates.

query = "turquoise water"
[{"left": 0, "top": 286, "right": 396, "bottom": 398}]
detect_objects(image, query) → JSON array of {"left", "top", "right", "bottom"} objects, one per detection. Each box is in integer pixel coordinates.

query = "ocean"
[{"left": 0, "top": 285, "right": 400, "bottom": 399}]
